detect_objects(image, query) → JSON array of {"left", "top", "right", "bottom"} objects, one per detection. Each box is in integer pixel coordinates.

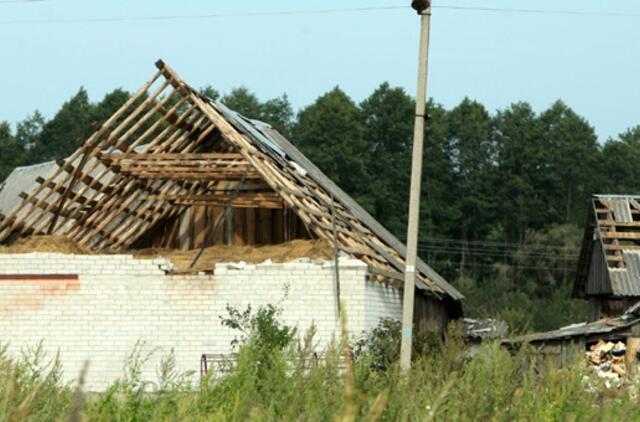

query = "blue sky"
[{"left": 1, "top": 0, "right": 639, "bottom": 141}]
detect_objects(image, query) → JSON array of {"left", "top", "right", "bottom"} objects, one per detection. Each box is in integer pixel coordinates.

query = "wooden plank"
[
  {"left": 601, "top": 232, "right": 640, "bottom": 239},
  {"left": 173, "top": 200, "right": 282, "bottom": 209},
  {"left": 626, "top": 336, "right": 640, "bottom": 377},
  {"left": 193, "top": 206, "right": 206, "bottom": 248},
  {"left": 258, "top": 208, "right": 271, "bottom": 245},
  {"left": 107, "top": 152, "right": 244, "bottom": 160},
  {"left": 273, "top": 208, "right": 284, "bottom": 244},
  {"left": 224, "top": 210, "right": 233, "bottom": 245},
  {"left": 596, "top": 207, "right": 640, "bottom": 215},
  {"left": 126, "top": 172, "right": 260, "bottom": 181},
  {"left": 212, "top": 207, "right": 224, "bottom": 244},
  {"left": 48, "top": 150, "right": 92, "bottom": 234},
  {"left": 177, "top": 208, "right": 191, "bottom": 250},
  {"left": 146, "top": 192, "right": 280, "bottom": 201},
  {"left": 604, "top": 244, "right": 640, "bottom": 251},
  {"left": 246, "top": 208, "right": 256, "bottom": 245},
  {"left": 233, "top": 208, "right": 245, "bottom": 246},
  {"left": 597, "top": 220, "right": 640, "bottom": 227}
]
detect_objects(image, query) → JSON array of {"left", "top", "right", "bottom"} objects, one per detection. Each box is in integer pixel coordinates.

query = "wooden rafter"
[{"left": 0, "top": 60, "right": 464, "bottom": 301}]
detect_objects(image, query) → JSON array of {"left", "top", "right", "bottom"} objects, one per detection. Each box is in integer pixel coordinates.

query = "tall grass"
[{"left": 3, "top": 321, "right": 640, "bottom": 420}]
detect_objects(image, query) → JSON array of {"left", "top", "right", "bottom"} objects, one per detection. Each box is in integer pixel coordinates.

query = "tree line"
[{"left": 2, "top": 83, "right": 638, "bottom": 331}]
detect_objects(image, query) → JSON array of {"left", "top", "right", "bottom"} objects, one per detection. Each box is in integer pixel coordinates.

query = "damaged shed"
[{"left": 575, "top": 195, "right": 640, "bottom": 321}]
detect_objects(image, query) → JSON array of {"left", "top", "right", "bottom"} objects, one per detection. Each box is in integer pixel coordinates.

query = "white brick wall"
[{"left": 0, "top": 253, "right": 401, "bottom": 391}]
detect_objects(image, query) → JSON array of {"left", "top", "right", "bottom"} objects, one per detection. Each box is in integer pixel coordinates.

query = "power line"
[
  {"left": 423, "top": 259, "right": 576, "bottom": 272},
  {"left": 2, "top": 4, "right": 640, "bottom": 25},
  {"left": 435, "top": 5, "right": 640, "bottom": 18},
  {"left": 0, "top": 0, "right": 45, "bottom": 3},
  {"left": 417, "top": 246, "right": 579, "bottom": 261},
  {"left": 0, "top": 5, "right": 406, "bottom": 25},
  {"left": 418, "top": 238, "right": 580, "bottom": 251},
  {"left": 417, "top": 236, "right": 581, "bottom": 251}
]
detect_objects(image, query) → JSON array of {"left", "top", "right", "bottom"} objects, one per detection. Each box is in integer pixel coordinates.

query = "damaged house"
[
  {"left": 504, "top": 195, "right": 640, "bottom": 379},
  {"left": 574, "top": 195, "right": 640, "bottom": 321},
  {"left": 0, "top": 61, "right": 463, "bottom": 390}
]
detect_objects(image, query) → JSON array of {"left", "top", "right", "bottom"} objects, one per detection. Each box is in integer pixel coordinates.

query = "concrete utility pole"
[{"left": 400, "top": 0, "right": 432, "bottom": 371}]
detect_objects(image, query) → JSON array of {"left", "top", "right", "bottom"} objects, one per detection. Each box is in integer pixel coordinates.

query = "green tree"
[
  {"left": 91, "top": 88, "right": 131, "bottom": 124},
  {"left": 222, "top": 87, "right": 293, "bottom": 138},
  {"left": 419, "top": 100, "right": 458, "bottom": 241},
  {"left": 0, "top": 122, "right": 23, "bottom": 181},
  {"left": 492, "top": 102, "right": 546, "bottom": 242},
  {"left": 600, "top": 126, "right": 640, "bottom": 193},
  {"left": 293, "top": 87, "right": 371, "bottom": 207},
  {"left": 30, "top": 88, "right": 93, "bottom": 162},
  {"left": 448, "top": 98, "right": 495, "bottom": 271},
  {"left": 538, "top": 100, "right": 600, "bottom": 224},
  {"left": 199, "top": 85, "right": 220, "bottom": 102},
  {"left": 15, "top": 111, "right": 44, "bottom": 152},
  {"left": 360, "top": 82, "right": 414, "bottom": 237}
]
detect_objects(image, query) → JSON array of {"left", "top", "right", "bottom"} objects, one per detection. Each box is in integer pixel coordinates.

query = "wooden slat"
[
  {"left": 103, "top": 152, "right": 244, "bottom": 161},
  {"left": 598, "top": 220, "right": 640, "bottom": 227},
  {"left": 246, "top": 208, "right": 256, "bottom": 245},
  {"left": 601, "top": 232, "right": 640, "bottom": 239},
  {"left": 604, "top": 244, "right": 640, "bottom": 251}
]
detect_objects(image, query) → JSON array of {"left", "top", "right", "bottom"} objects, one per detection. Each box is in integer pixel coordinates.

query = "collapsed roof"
[
  {"left": 0, "top": 60, "right": 463, "bottom": 302},
  {"left": 575, "top": 194, "right": 640, "bottom": 298},
  {"left": 505, "top": 301, "right": 640, "bottom": 345}
]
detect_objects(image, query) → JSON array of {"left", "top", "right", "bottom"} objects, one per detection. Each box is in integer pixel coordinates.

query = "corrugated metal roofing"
[
  {"left": 212, "top": 100, "right": 463, "bottom": 301},
  {"left": 608, "top": 252, "right": 640, "bottom": 296},
  {"left": 0, "top": 161, "right": 56, "bottom": 216},
  {"left": 576, "top": 195, "right": 640, "bottom": 298},
  {"left": 600, "top": 198, "right": 633, "bottom": 223},
  {"left": 505, "top": 317, "right": 640, "bottom": 344},
  {"left": 506, "top": 301, "right": 640, "bottom": 344}
]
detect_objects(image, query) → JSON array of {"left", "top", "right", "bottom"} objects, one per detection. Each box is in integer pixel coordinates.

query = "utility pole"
[{"left": 400, "top": 0, "right": 432, "bottom": 371}]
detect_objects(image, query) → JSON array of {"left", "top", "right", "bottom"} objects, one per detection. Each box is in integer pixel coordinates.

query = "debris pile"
[
  {"left": 586, "top": 340, "right": 627, "bottom": 388},
  {"left": 464, "top": 318, "right": 508, "bottom": 342},
  {"left": 0, "top": 235, "right": 91, "bottom": 255},
  {"left": 135, "top": 239, "right": 335, "bottom": 272}
]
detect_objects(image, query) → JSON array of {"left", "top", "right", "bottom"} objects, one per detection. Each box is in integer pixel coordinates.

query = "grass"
[{"left": 3, "top": 323, "right": 640, "bottom": 421}]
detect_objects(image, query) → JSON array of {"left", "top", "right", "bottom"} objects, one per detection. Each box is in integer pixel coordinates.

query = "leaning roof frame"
[{"left": 0, "top": 60, "right": 463, "bottom": 302}]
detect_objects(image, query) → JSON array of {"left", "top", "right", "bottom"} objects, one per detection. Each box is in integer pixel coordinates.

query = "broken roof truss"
[{"left": 0, "top": 60, "right": 462, "bottom": 301}]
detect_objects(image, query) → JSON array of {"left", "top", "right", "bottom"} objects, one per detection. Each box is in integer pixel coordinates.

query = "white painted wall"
[{"left": 0, "top": 253, "right": 401, "bottom": 391}]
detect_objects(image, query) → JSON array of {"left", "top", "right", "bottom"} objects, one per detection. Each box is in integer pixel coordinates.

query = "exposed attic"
[{"left": 0, "top": 60, "right": 463, "bottom": 303}]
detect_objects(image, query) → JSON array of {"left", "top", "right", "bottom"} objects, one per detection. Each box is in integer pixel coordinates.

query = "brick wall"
[{"left": 0, "top": 253, "right": 401, "bottom": 391}]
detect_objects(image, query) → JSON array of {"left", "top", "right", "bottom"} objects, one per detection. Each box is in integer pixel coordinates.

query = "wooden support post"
[
  {"left": 246, "top": 208, "right": 256, "bottom": 245},
  {"left": 224, "top": 209, "right": 233, "bottom": 246},
  {"left": 190, "top": 173, "right": 247, "bottom": 269},
  {"left": 626, "top": 325, "right": 640, "bottom": 378},
  {"left": 48, "top": 149, "right": 91, "bottom": 234},
  {"left": 330, "top": 194, "right": 341, "bottom": 318},
  {"left": 177, "top": 208, "right": 191, "bottom": 251}
]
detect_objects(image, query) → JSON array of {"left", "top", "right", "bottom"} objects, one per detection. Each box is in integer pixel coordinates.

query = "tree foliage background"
[{"left": 1, "top": 82, "right": 634, "bottom": 332}]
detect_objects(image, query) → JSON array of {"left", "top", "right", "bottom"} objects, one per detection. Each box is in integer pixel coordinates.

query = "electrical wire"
[
  {"left": 1, "top": 4, "right": 640, "bottom": 25},
  {"left": 423, "top": 259, "right": 577, "bottom": 272},
  {"left": 435, "top": 5, "right": 640, "bottom": 18},
  {"left": 417, "top": 236, "right": 581, "bottom": 251},
  {"left": 0, "top": 5, "right": 406, "bottom": 25},
  {"left": 0, "top": 0, "right": 45, "bottom": 3},
  {"left": 417, "top": 247, "right": 579, "bottom": 261}
]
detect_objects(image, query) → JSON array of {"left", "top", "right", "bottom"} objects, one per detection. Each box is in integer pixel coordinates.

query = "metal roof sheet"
[
  {"left": 600, "top": 198, "right": 633, "bottom": 223},
  {"left": 506, "top": 301, "right": 640, "bottom": 344},
  {"left": 0, "top": 161, "right": 56, "bottom": 216},
  {"left": 608, "top": 252, "right": 640, "bottom": 296}
]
